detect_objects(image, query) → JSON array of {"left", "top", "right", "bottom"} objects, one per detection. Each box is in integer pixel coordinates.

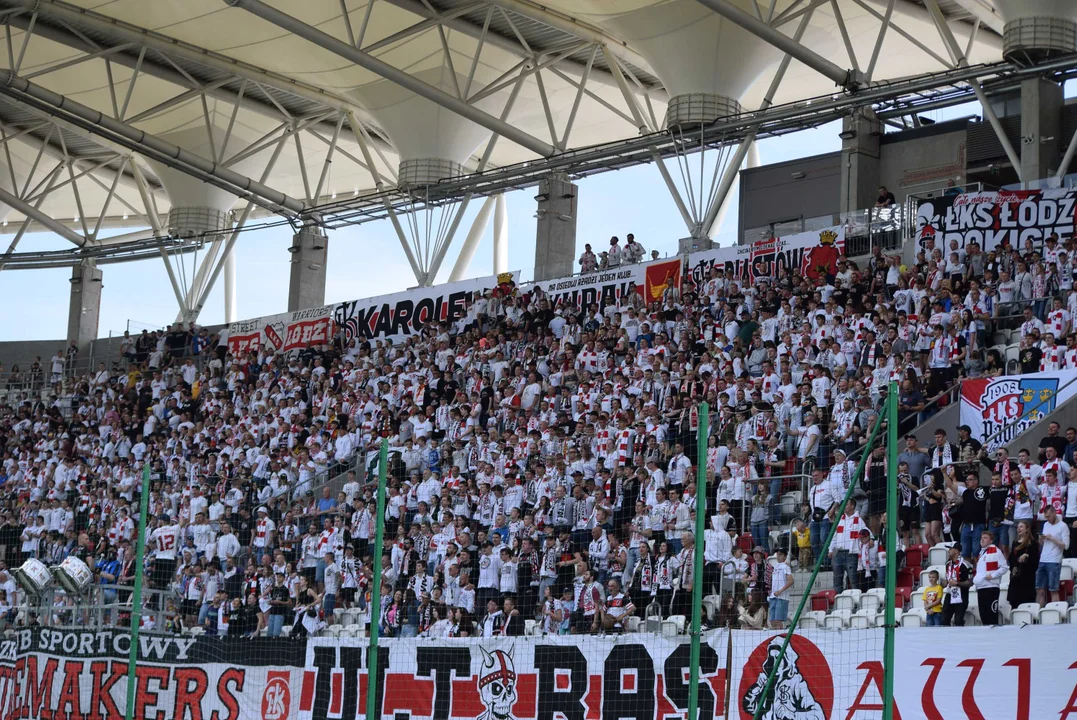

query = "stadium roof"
[{"left": 0, "top": 0, "right": 1060, "bottom": 288}]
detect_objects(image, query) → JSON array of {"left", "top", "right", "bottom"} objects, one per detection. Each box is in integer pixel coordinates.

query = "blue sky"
[{"left": 0, "top": 96, "right": 999, "bottom": 341}]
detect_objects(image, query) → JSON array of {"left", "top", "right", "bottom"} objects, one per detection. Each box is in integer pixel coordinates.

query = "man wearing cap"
[{"left": 252, "top": 506, "right": 275, "bottom": 560}]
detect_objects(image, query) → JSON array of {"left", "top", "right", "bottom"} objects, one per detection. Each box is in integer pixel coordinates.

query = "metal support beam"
[
  {"left": 448, "top": 194, "right": 495, "bottom": 282},
  {"left": 0, "top": 183, "right": 85, "bottom": 245},
  {"left": 0, "top": 70, "right": 307, "bottom": 214},
  {"left": 493, "top": 193, "right": 508, "bottom": 274},
  {"left": 225, "top": 0, "right": 556, "bottom": 158},
  {"left": 692, "top": 0, "right": 855, "bottom": 88},
  {"left": 224, "top": 246, "right": 238, "bottom": 323},
  {"left": 922, "top": 0, "right": 1024, "bottom": 182}
]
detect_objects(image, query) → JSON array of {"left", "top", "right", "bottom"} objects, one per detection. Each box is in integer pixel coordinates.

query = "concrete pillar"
[
  {"left": 1020, "top": 76, "right": 1063, "bottom": 184},
  {"left": 288, "top": 224, "right": 328, "bottom": 311},
  {"left": 493, "top": 194, "right": 508, "bottom": 274},
  {"left": 533, "top": 174, "right": 577, "bottom": 281},
  {"left": 67, "top": 259, "right": 102, "bottom": 350},
  {"left": 224, "top": 248, "right": 238, "bottom": 323},
  {"left": 839, "top": 108, "right": 882, "bottom": 214}
]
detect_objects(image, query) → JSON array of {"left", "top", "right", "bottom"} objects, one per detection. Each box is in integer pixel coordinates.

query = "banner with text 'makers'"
[
  {"left": 960, "top": 370, "right": 1077, "bottom": 453},
  {"left": 5, "top": 627, "right": 1077, "bottom": 720}
]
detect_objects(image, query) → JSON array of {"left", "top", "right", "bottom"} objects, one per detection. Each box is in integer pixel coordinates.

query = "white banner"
[
  {"left": 687, "top": 226, "right": 846, "bottom": 289},
  {"left": 228, "top": 304, "right": 335, "bottom": 355},
  {"left": 520, "top": 256, "right": 683, "bottom": 310},
  {"left": 332, "top": 273, "right": 515, "bottom": 344},
  {"left": 960, "top": 370, "right": 1077, "bottom": 453},
  {"left": 3, "top": 627, "right": 1076, "bottom": 720},
  {"left": 915, "top": 188, "right": 1077, "bottom": 255}
]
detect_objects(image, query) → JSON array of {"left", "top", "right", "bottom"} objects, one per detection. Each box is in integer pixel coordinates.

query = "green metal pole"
[
  {"left": 365, "top": 440, "right": 389, "bottom": 720},
  {"left": 752, "top": 411, "right": 886, "bottom": 720},
  {"left": 688, "top": 402, "right": 709, "bottom": 720},
  {"left": 124, "top": 462, "right": 151, "bottom": 720},
  {"left": 883, "top": 383, "right": 899, "bottom": 720}
]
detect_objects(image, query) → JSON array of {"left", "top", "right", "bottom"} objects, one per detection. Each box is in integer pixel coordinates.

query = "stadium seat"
[
  {"left": 333, "top": 608, "right": 348, "bottom": 625},
  {"left": 811, "top": 590, "right": 836, "bottom": 612},
  {"left": 1062, "top": 558, "right": 1077, "bottom": 577},
  {"left": 901, "top": 609, "right": 926, "bottom": 627},
  {"left": 1010, "top": 609, "right": 1036, "bottom": 626},
  {"left": 1062, "top": 565, "right": 1074, "bottom": 582},
  {"left": 524, "top": 619, "right": 537, "bottom": 636},
  {"left": 967, "top": 588, "right": 978, "bottom": 611},
  {"left": 910, "top": 590, "right": 924, "bottom": 610},
  {"left": 850, "top": 613, "right": 872, "bottom": 629},
  {"left": 805, "top": 610, "right": 828, "bottom": 626},
  {"left": 998, "top": 599, "right": 1012, "bottom": 623},
  {"left": 928, "top": 544, "right": 949, "bottom": 567},
  {"left": 920, "top": 565, "right": 945, "bottom": 589},
  {"left": 800, "top": 616, "right": 820, "bottom": 630},
  {"left": 859, "top": 592, "right": 881, "bottom": 614},
  {"left": 1040, "top": 608, "right": 1064, "bottom": 625},
  {"left": 894, "top": 586, "right": 911, "bottom": 608},
  {"left": 824, "top": 609, "right": 851, "bottom": 630},
  {"left": 339, "top": 625, "right": 358, "bottom": 638},
  {"left": 905, "top": 544, "right": 928, "bottom": 569},
  {"left": 668, "top": 615, "right": 686, "bottom": 633},
  {"left": 1061, "top": 579, "right": 1075, "bottom": 601},
  {"left": 834, "top": 590, "right": 861, "bottom": 612},
  {"left": 702, "top": 597, "right": 717, "bottom": 622},
  {"left": 323, "top": 625, "right": 343, "bottom": 638},
  {"left": 624, "top": 617, "right": 642, "bottom": 633},
  {"left": 661, "top": 620, "right": 680, "bottom": 636},
  {"left": 1067, "top": 606, "right": 1077, "bottom": 625},
  {"left": 1008, "top": 329, "right": 1023, "bottom": 344},
  {"left": 1046, "top": 601, "right": 1069, "bottom": 615},
  {"left": 897, "top": 568, "right": 916, "bottom": 589},
  {"left": 738, "top": 534, "right": 753, "bottom": 552}
]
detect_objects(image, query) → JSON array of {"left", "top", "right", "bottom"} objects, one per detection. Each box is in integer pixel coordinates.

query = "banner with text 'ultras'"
[
  {"left": 4, "top": 627, "right": 1077, "bottom": 720},
  {"left": 961, "top": 369, "right": 1077, "bottom": 453},
  {"left": 914, "top": 188, "right": 1077, "bottom": 255},
  {"left": 687, "top": 226, "right": 846, "bottom": 289}
]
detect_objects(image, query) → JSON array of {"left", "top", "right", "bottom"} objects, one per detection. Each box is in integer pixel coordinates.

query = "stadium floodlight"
[
  {"left": 51, "top": 556, "right": 93, "bottom": 596},
  {"left": 13, "top": 558, "right": 53, "bottom": 596}
]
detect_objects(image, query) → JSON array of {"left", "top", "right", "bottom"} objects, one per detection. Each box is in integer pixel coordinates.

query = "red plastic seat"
[
  {"left": 1061, "top": 579, "right": 1074, "bottom": 601},
  {"left": 811, "top": 590, "right": 836, "bottom": 612},
  {"left": 905, "top": 546, "right": 926, "bottom": 570},
  {"left": 894, "top": 586, "right": 911, "bottom": 608},
  {"left": 897, "top": 568, "right": 915, "bottom": 589},
  {"left": 738, "top": 533, "right": 753, "bottom": 552}
]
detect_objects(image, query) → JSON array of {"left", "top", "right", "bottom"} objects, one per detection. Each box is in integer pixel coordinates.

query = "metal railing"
[{"left": 10, "top": 583, "right": 179, "bottom": 632}]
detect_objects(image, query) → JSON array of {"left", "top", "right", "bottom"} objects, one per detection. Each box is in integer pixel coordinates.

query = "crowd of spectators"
[{"left": 0, "top": 222, "right": 1075, "bottom": 636}]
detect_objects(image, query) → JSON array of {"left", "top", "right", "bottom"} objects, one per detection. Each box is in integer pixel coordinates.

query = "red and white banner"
[
  {"left": 3, "top": 627, "right": 1076, "bottom": 720},
  {"left": 227, "top": 304, "right": 335, "bottom": 356},
  {"left": 688, "top": 226, "right": 846, "bottom": 289},
  {"left": 522, "top": 257, "right": 682, "bottom": 310},
  {"left": 960, "top": 370, "right": 1077, "bottom": 453}
]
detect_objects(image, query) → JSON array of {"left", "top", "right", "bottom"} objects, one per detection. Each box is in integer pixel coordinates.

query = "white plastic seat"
[
  {"left": 624, "top": 616, "right": 642, "bottom": 633},
  {"left": 1067, "top": 606, "right": 1077, "bottom": 624},
  {"left": 824, "top": 609, "right": 851, "bottom": 629},
  {"left": 865, "top": 587, "right": 887, "bottom": 603},
  {"left": 323, "top": 625, "right": 343, "bottom": 638},
  {"left": 921, "top": 565, "right": 945, "bottom": 589},
  {"left": 668, "top": 615, "right": 686, "bottom": 633},
  {"left": 1010, "top": 609, "right": 1036, "bottom": 626},
  {"left": 805, "top": 610, "right": 827, "bottom": 626},
  {"left": 900, "top": 608, "right": 925, "bottom": 627},
  {"left": 1040, "top": 608, "right": 1064, "bottom": 625},
  {"left": 800, "top": 617, "right": 820, "bottom": 629},
  {"left": 1063, "top": 565, "right": 1075, "bottom": 582},
  {"left": 928, "top": 545, "right": 949, "bottom": 567},
  {"left": 661, "top": 620, "right": 680, "bottom": 636},
  {"left": 850, "top": 614, "right": 871, "bottom": 629},
  {"left": 333, "top": 608, "right": 348, "bottom": 625},
  {"left": 834, "top": 591, "right": 859, "bottom": 613},
  {"left": 1046, "top": 600, "right": 1070, "bottom": 614},
  {"left": 966, "top": 588, "right": 978, "bottom": 611},
  {"left": 859, "top": 593, "right": 881, "bottom": 614},
  {"left": 524, "top": 619, "right": 537, "bottom": 636},
  {"left": 876, "top": 608, "right": 903, "bottom": 627},
  {"left": 998, "top": 599, "right": 1012, "bottom": 623},
  {"left": 1062, "top": 558, "right": 1077, "bottom": 577},
  {"left": 910, "top": 590, "right": 925, "bottom": 610},
  {"left": 780, "top": 494, "right": 798, "bottom": 518},
  {"left": 1000, "top": 573, "right": 1010, "bottom": 591},
  {"left": 339, "top": 626, "right": 358, "bottom": 638}
]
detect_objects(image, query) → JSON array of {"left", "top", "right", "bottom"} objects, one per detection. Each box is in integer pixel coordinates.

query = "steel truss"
[{"left": 0, "top": 0, "right": 1040, "bottom": 297}]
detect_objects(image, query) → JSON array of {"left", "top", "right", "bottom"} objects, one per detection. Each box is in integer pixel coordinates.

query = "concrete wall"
[
  {"left": 738, "top": 152, "right": 841, "bottom": 241},
  {"left": 878, "top": 119, "right": 969, "bottom": 202},
  {"left": 907, "top": 401, "right": 960, "bottom": 446}
]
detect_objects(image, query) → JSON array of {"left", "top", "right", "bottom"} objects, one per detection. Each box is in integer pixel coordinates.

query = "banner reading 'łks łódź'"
[
  {"left": 914, "top": 188, "right": 1077, "bottom": 255},
  {"left": 961, "top": 370, "right": 1077, "bottom": 453}
]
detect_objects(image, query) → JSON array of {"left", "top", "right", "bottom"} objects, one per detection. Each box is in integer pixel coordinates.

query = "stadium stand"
[{"left": 1, "top": 225, "right": 1075, "bottom": 637}]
